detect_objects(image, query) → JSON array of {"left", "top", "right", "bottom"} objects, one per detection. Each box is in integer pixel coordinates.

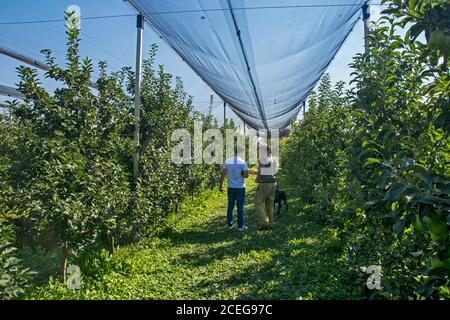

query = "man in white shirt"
[{"left": 219, "top": 147, "right": 249, "bottom": 231}]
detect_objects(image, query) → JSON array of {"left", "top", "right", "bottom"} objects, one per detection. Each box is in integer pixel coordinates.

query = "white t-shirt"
[{"left": 224, "top": 156, "right": 248, "bottom": 189}]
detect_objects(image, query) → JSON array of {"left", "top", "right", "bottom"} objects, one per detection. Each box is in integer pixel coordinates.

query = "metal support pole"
[
  {"left": 362, "top": 4, "right": 370, "bottom": 54},
  {"left": 303, "top": 101, "right": 306, "bottom": 117},
  {"left": 223, "top": 101, "right": 227, "bottom": 127},
  {"left": 133, "top": 14, "right": 144, "bottom": 180}
]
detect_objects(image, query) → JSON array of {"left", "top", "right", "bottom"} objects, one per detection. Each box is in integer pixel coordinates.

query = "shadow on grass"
[{"left": 157, "top": 183, "right": 349, "bottom": 299}]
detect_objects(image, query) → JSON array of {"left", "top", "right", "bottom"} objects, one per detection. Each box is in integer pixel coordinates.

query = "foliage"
[
  {"left": 25, "top": 180, "right": 355, "bottom": 300},
  {"left": 282, "top": 1, "right": 449, "bottom": 299},
  {"left": 383, "top": 0, "right": 450, "bottom": 61},
  {"left": 0, "top": 12, "right": 218, "bottom": 294},
  {"left": 3, "top": 17, "right": 134, "bottom": 268},
  {"left": 128, "top": 44, "right": 219, "bottom": 236},
  {"left": 282, "top": 74, "right": 352, "bottom": 223},
  {"left": 1, "top": 2, "right": 448, "bottom": 300},
  {"left": 0, "top": 229, "right": 34, "bottom": 300}
]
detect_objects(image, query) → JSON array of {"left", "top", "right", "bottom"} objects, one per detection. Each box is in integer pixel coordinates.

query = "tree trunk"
[
  {"left": 61, "top": 245, "right": 69, "bottom": 283},
  {"left": 110, "top": 235, "right": 116, "bottom": 256}
]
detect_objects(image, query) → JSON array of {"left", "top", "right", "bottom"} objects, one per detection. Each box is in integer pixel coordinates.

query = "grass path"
[{"left": 29, "top": 178, "right": 353, "bottom": 300}]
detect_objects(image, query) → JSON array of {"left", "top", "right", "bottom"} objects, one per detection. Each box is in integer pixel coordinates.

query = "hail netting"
[{"left": 128, "top": 0, "right": 366, "bottom": 129}]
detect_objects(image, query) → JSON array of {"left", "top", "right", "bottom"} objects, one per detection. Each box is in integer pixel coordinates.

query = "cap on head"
[{"left": 259, "top": 144, "right": 271, "bottom": 155}]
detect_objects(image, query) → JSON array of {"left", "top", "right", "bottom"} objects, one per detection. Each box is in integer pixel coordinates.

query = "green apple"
[
  {"left": 431, "top": 257, "right": 444, "bottom": 268},
  {"left": 413, "top": 217, "right": 424, "bottom": 232},
  {"left": 428, "top": 30, "right": 450, "bottom": 51},
  {"left": 422, "top": 216, "right": 432, "bottom": 225},
  {"left": 431, "top": 257, "right": 450, "bottom": 270},
  {"left": 430, "top": 220, "right": 448, "bottom": 241}
]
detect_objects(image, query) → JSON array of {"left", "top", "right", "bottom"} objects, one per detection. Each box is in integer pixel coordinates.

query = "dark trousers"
[{"left": 227, "top": 188, "right": 245, "bottom": 228}]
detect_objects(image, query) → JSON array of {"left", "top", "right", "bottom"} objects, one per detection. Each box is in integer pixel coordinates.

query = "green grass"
[{"left": 26, "top": 178, "right": 356, "bottom": 300}]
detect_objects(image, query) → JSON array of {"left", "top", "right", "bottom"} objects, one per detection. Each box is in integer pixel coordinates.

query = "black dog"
[{"left": 274, "top": 189, "right": 288, "bottom": 214}]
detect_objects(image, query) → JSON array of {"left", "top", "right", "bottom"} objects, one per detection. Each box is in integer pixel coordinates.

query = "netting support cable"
[
  {"left": 0, "top": 84, "right": 24, "bottom": 99},
  {"left": 0, "top": 45, "right": 99, "bottom": 90},
  {"left": 133, "top": 14, "right": 144, "bottom": 180},
  {"left": 0, "top": 84, "right": 23, "bottom": 122},
  {"left": 0, "top": 45, "right": 49, "bottom": 71},
  {"left": 226, "top": 0, "right": 268, "bottom": 129}
]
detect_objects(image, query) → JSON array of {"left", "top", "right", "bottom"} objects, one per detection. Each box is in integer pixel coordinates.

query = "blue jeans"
[{"left": 227, "top": 188, "right": 245, "bottom": 228}]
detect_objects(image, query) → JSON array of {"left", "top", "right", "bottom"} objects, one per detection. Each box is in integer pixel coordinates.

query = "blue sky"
[{"left": 0, "top": 0, "right": 382, "bottom": 125}]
